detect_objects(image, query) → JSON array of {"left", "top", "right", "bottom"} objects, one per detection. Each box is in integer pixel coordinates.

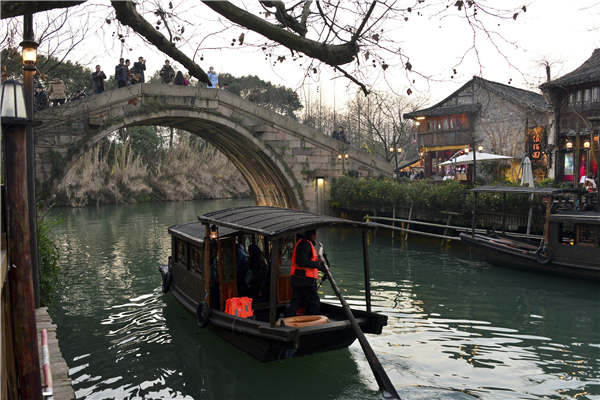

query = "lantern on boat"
[{"left": 209, "top": 224, "right": 218, "bottom": 240}]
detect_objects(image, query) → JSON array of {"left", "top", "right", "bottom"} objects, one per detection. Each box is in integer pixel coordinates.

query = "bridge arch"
[
  {"left": 35, "top": 84, "right": 391, "bottom": 211},
  {"left": 81, "top": 109, "right": 302, "bottom": 208}
]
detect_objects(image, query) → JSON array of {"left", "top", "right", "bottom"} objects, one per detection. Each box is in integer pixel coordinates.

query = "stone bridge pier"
[{"left": 34, "top": 84, "right": 391, "bottom": 213}]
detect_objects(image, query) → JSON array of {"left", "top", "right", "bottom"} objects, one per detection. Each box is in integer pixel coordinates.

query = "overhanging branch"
[
  {"left": 111, "top": 0, "right": 209, "bottom": 84},
  {"left": 202, "top": 0, "right": 358, "bottom": 66}
]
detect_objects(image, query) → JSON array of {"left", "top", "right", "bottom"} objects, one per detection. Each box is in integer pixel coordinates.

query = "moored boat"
[
  {"left": 460, "top": 186, "right": 600, "bottom": 280},
  {"left": 159, "top": 206, "right": 388, "bottom": 362}
]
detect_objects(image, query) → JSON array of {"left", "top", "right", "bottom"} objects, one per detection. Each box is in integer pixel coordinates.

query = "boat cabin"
[
  {"left": 548, "top": 211, "right": 600, "bottom": 265},
  {"left": 161, "top": 206, "right": 388, "bottom": 361}
]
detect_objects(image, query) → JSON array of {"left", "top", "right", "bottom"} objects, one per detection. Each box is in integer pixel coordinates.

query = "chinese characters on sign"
[{"left": 527, "top": 126, "right": 545, "bottom": 160}]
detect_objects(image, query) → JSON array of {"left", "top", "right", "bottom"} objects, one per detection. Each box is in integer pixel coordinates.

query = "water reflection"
[{"left": 50, "top": 201, "right": 600, "bottom": 399}]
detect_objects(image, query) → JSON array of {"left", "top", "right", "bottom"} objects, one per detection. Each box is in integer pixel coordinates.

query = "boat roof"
[
  {"left": 169, "top": 222, "right": 237, "bottom": 244},
  {"left": 197, "top": 206, "right": 368, "bottom": 238},
  {"left": 550, "top": 211, "right": 600, "bottom": 224},
  {"left": 470, "top": 185, "right": 564, "bottom": 194}
]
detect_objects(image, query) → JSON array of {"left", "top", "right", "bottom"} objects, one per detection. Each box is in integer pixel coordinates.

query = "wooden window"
[
  {"left": 189, "top": 244, "right": 204, "bottom": 273},
  {"left": 584, "top": 88, "right": 592, "bottom": 103},
  {"left": 592, "top": 87, "right": 600, "bottom": 103},
  {"left": 449, "top": 118, "right": 455, "bottom": 130},
  {"left": 576, "top": 90, "right": 583, "bottom": 103},
  {"left": 442, "top": 119, "right": 448, "bottom": 130},
  {"left": 559, "top": 223, "right": 575, "bottom": 245},
  {"left": 176, "top": 238, "right": 188, "bottom": 266},
  {"left": 576, "top": 224, "right": 599, "bottom": 247},
  {"left": 569, "top": 92, "right": 575, "bottom": 104}
]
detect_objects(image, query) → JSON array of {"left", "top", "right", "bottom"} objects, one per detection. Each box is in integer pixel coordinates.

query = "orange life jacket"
[{"left": 291, "top": 239, "right": 319, "bottom": 279}]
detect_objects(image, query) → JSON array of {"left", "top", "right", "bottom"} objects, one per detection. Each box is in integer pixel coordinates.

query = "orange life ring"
[{"left": 280, "top": 315, "right": 329, "bottom": 328}]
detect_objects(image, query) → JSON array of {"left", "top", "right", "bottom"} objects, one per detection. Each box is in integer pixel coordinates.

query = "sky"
[{"left": 15, "top": 0, "right": 600, "bottom": 111}]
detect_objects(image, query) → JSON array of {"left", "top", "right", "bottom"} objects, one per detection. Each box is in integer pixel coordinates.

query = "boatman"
[{"left": 288, "top": 229, "right": 326, "bottom": 316}]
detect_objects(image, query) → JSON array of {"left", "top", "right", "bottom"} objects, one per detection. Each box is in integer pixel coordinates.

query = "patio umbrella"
[
  {"left": 438, "top": 151, "right": 513, "bottom": 166},
  {"left": 520, "top": 156, "right": 535, "bottom": 187}
]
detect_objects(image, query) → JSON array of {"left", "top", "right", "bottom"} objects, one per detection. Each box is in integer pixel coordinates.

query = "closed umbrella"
[
  {"left": 520, "top": 156, "right": 535, "bottom": 234},
  {"left": 520, "top": 156, "right": 534, "bottom": 187}
]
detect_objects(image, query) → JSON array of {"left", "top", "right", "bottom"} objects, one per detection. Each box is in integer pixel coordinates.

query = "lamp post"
[
  {"left": 21, "top": 14, "right": 41, "bottom": 307},
  {"left": 1, "top": 79, "right": 42, "bottom": 399},
  {"left": 389, "top": 145, "right": 402, "bottom": 179},
  {"left": 337, "top": 153, "right": 349, "bottom": 173}
]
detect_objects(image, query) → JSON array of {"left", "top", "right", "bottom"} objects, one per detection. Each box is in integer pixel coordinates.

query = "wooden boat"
[
  {"left": 460, "top": 186, "right": 600, "bottom": 281},
  {"left": 158, "top": 206, "right": 388, "bottom": 362}
]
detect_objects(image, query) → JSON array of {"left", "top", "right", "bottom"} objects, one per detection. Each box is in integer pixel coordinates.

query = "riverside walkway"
[{"left": 36, "top": 307, "right": 74, "bottom": 400}]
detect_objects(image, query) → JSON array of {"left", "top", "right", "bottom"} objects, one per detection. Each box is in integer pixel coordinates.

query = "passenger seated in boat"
[
  {"left": 236, "top": 242, "right": 250, "bottom": 296},
  {"left": 287, "top": 229, "right": 326, "bottom": 316},
  {"left": 247, "top": 244, "right": 269, "bottom": 300}
]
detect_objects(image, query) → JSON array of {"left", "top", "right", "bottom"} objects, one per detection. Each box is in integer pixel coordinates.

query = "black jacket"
[
  {"left": 92, "top": 71, "right": 106, "bottom": 93},
  {"left": 291, "top": 239, "right": 325, "bottom": 287}
]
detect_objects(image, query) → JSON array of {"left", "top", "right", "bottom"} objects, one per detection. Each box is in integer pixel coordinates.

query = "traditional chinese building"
[
  {"left": 540, "top": 49, "right": 600, "bottom": 183},
  {"left": 405, "top": 76, "right": 548, "bottom": 179}
]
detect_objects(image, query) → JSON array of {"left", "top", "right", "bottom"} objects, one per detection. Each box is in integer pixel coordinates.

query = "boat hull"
[
  {"left": 159, "top": 264, "right": 388, "bottom": 362},
  {"left": 459, "top": 233, "right": 600, "bottom": 281}
]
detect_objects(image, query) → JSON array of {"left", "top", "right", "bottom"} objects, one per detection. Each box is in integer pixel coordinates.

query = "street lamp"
[
  {"left": 0, "top": 79, "right": 29, "bottom": 123},
  {"left": 477, "top": 145, "right": 484, "bottom": 152},
  {"left": 21, "top": 39, "right": 38, "bottom": 66}
]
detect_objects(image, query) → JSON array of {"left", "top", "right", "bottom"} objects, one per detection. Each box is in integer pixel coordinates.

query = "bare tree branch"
[
  {"left": 202, "top": 0, "right": 358, "bottom": 66},
  {"left": 111, "top": 0, "right": 209, "bottom": 83}
]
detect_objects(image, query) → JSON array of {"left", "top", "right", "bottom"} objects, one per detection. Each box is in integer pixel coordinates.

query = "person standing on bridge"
[
  {"left": 91, "top": 65, "right": 106, "bottom": 94},
  {"left": 207, "top": 66, "right": 218, "bottom": 88},
  {"left": 115, "top": 58, "right": 128, "bottom": 88},
  {"left": 132, "top": 56, "right": 146, "bottom": 83},
  {"left": 173, "top": 71, "right": 189, "bottom": 86},
  {"left": 160, "top": 60, "right": 175, "bottom": 84},
  {"left": 47, "top": 78, "right": 66, "bottom": 106}
]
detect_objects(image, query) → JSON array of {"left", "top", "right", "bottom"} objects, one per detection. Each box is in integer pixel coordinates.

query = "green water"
[{"left": 48, "top": 200, "right": 600, "bottom": 399}]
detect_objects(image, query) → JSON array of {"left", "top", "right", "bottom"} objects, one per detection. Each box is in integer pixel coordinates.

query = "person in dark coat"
[
  {"left": 159, "top": 60, "right": 175, "bottom": 84},
  {"left": 287, "top": 229, "right": 326, "bottom": 316},
  {"left": 91, "top": 65, "right": 106, "bottom": 94},
  {"left": 247, "top": 244, "right": 269, "bottom": 300},
  {"left": 115, "top": 58, "right": 128, "bottom": 88},
  {"left": 34, "top": 84, "right": 48, "bottom": 111},
  {"left": 132, "top": 56, "right": 146, "bottom": 83},
  {"left": 173, "top": 71, "right": 188, "bottom": 86}
]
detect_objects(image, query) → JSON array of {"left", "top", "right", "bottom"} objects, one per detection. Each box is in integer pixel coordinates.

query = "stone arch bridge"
[{"left": 35, "top": 84, "right": 391, "bottom": 212}]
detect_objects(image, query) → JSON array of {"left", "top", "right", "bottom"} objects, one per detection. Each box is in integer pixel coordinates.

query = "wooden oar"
[{"left": 321, "top": 252, "right": 400, "bottom": 399}]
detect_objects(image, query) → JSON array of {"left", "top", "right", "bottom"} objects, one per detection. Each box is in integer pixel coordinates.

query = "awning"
[{"left": 438, "top": 151, "right": 513, "bottom": 166}]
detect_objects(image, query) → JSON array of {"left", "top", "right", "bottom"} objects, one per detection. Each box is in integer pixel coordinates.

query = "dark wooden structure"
[
  {"left": 541, "top": 48, "right": 600, "bottom": 185},
  {"left": 461, "top": 186, "right": 600, "bottom": 280},
  {"left": 159, "top": 206, "right": 388, "bottom": 362}
]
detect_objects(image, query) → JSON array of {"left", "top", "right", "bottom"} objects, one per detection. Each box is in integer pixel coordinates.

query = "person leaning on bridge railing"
[
  {"left": 91, "top": 65, "right": 106, "bottom": 94},
  {"left": 159, "top": 60, "right": 175, "bottom": 84}
]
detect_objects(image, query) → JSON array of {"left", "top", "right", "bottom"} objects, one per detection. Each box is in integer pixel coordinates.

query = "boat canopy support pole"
[
  {"left": 362, "top": 230, "right": 372, "bottom": 313},
  {"left": 269, "top": 239, "right": 280, "bottom": 327},
  {"left": 204, "top": 224, "right": 211, "bottom": 307}
]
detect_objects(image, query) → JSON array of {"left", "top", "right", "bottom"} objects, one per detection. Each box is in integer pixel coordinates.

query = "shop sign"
[{"left": 527, "top": 126, "right": 545, "bottom": 160}]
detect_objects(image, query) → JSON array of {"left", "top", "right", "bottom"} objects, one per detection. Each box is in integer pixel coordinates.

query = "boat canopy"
[
  {"left": 168, "top": 222, "right": 237, "bottom": 244},
  {"left": 470, "top": 186, "right": 565, "bottom": 195},
  {"left": 197, "top": 206, "right": 368, "bottom": 238}
]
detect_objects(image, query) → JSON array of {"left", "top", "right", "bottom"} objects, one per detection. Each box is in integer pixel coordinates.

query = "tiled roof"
[
  {"left": 541, "top": 49, "right": 600, "bottom": 90},
  {"left": 405, "top": 76, "right": 546, "bottom": 119}
]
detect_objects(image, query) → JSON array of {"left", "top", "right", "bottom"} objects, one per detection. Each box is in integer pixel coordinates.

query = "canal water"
[{"left": 48, "top": 200, "right": 599, "bottom": 400}]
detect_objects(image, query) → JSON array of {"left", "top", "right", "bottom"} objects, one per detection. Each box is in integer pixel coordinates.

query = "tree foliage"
[
  {"left": 2, "top": 48, "right": 93, "bottom": 95},
  {"left": 220, "top": 73, "right": 302, "bottom": 119}
]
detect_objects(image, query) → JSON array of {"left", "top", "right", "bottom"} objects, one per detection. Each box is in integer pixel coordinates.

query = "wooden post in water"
[
  {"left": 404, "top": 205, "right": 413, "bottom": 242},
  {"left": 502, "top": 192, "right": 507, "bottom": 233},
  {"left": 471, "top": 192, "right": 478, "bottom": 236},
  {"left": 361, "top": 230, "right": 372, "bottom": 313},
  {"left": 269, "top": 239, "right": 279, "bottom": 327}
]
